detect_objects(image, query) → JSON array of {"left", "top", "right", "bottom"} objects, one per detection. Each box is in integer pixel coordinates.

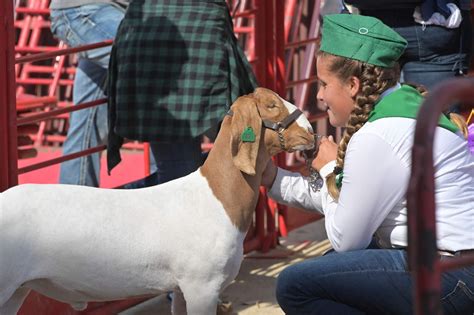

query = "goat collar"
[{"left": 226, "top": 108, "right": 304, "bottom": 150}]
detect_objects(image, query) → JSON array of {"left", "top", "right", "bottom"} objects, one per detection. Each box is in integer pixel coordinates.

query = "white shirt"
[{"left": 269, "top": 117, "right": 474, "bottom": 253}]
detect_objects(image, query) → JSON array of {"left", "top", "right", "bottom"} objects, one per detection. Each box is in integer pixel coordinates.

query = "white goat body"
[
  {"left": 1, "top": 172, "right": 243, "bottom": 314},
  {"left": 0, "top": 88, "right": 314, "bottom": 314}
]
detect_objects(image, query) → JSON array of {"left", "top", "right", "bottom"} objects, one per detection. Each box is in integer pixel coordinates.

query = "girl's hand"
[{"left": 312, "top": 135, "right": 338, "bottom": 171}]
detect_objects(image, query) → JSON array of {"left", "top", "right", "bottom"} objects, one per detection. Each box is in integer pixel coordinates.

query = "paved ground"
[{"left": 119, "top": 219, "right": 329, "bottom": 315}]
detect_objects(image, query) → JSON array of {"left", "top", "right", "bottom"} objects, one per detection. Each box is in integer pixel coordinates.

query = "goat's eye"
[{"left": 267, "top": 102, "right": 276, "bottom": 109}]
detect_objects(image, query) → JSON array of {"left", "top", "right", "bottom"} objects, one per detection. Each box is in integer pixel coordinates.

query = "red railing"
[
  {"left": 0, "top": 0, "right": 18, "bottom": 191},
  {"left": 407, "top": 77, "right": 474, "bottom": 315}
]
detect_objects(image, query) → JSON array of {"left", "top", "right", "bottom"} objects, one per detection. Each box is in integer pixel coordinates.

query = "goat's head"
[{"left": 230, "top": 87, "right": 314, "bottom": 175}]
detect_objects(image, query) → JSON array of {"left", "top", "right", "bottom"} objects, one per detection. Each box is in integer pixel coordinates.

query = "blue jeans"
[
  {"left": 366, "top": 9, "right": 472, "bottom": 91},
  {"left": 396, "top": 23, "right": 469, "bottom": 90},
  {"left": 276, "top": 249, "right": 474, "bottom": 315},
  {"left": 50, "top": 4, "right": 125, "bottom": 186}
]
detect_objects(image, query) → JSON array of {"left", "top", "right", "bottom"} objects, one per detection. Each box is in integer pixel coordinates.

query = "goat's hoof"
[{"left": 217, "top": 300, "right": 233, "bottom": 314}]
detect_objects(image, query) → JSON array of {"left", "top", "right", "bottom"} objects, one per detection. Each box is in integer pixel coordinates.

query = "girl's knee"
[{"left": 275, "top": 266, "right": 299, "bottom": 306}]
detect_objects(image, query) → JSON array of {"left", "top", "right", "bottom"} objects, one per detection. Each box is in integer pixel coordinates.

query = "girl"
[{"left": 262, "top": 14, "right": 474, "bottom": 314}]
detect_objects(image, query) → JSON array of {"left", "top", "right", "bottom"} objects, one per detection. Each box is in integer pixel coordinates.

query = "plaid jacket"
[{"left": 107, "top": 0, "right": 258, "bottom": 171}]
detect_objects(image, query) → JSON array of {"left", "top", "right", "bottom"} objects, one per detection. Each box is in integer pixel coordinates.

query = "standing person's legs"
[
  {"left": 50, "top": 4, "right": 124, "bottom": 185},
  {"left": 150, "top": 138, "right": 203, "bottom": 185},
  {"left": 59, "top": 59, "right": 108, "bottom": 186},
  {"left": 276, "top": 249, "right": 474, "bottom": 315}
]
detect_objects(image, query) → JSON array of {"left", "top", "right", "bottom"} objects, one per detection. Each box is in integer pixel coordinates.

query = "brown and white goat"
[{"left": 0, "top": 87, "right": 314, "bottom": 315}]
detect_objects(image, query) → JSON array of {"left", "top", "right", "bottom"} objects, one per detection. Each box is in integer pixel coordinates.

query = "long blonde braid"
[{"left": 317, "top": 52, "right": 400, "bottom": 200}]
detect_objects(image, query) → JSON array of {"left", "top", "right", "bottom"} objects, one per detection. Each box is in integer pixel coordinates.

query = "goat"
[{"left": 0, "top": 87, "right": 314, "bottom": 315}]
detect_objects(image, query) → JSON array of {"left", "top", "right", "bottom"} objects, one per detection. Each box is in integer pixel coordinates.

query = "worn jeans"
[
  {"left": 276, "top": 248, "right": 474, "bottom": 314},
  {"left": 365, "top": 9, "right": 472, "bottom": 90},
  {"left": 50, "top": 4, "right": 125, "bottom": 186},
  {"left": 396, "top": 22, "right": 470, "bottom": 90}
]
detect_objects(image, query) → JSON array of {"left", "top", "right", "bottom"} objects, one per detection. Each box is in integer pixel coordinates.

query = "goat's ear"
[{"left": 230, "top": 96, "right": 262, "bottom": 175}]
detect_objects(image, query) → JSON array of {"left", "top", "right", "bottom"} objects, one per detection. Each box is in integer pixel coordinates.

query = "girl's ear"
[{"left": 348, "top": 76, "right": 360, "bottom": 98}]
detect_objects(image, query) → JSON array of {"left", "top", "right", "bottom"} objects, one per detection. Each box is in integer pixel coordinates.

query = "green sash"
[
  {"left": 367, "top": 85, "right": 458, "bottom": 132},
  {"left": 334, "top": 85, "right": 458, "bottom": 189}
]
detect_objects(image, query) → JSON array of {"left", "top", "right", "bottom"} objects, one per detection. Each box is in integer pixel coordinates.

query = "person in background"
[
  {"left": 262, "top": 14, "right": 474, "bottom": 314},
  {"left": 49, "top": 0, "right": 128, "bottom": 186},
  {"left": 106, "top": 0, "right": 258, "bottom": 185},
  {"left": 345, "top": 0, "right": 472, "bottom": 90}
]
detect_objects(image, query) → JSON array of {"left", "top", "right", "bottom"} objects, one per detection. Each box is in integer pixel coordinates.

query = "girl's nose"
[{"left": 316, "top": 88, "right": 323, "bottom": 102}]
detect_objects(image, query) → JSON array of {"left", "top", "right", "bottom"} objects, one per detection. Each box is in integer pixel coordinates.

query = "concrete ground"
[{"left": 119, "top": 219, "right": 329, "bottom": 315}]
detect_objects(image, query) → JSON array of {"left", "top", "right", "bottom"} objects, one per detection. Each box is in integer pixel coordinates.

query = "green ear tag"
[{"left": 241, "top": 127, "right": 256, "bottom": 143}]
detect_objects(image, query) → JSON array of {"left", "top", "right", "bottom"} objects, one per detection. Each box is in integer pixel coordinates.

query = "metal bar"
[
  {"left": 256, "top": 189, "right": 266, "bottom": 251},
  {"left": 17, "top": 95, "right": 57, "bottom": 107},
  {"left": 275, "top": 0, "right": 285, "bottom": 96},
  {"left": 233, "top": 26, "right": 254, "bottom": 33},
  {"left": 17, "top": 98, "right": 106, "bottom": 126},
  {"left": 14, "top": 0, "right": 37, "bottom": 96},
  {"left": 245, "top": 0, "right": 256, "bottom": 64},
  {"left": 285, "top": 37, "right": 319, "bottom": 49},
  {"left": 16, "top": 78, "right": 74, "bottom": 85},
  {"left": 441, "top": 256, "right": 474, "bottom": 272},
  {"left": 284, "top": 0, "right": 297, "bottom": 42},
  {"left": 233, "top": 0, "right": 248, "bottom": 40},
  {"left": 83, "top": 298, "right": 151, "bottom": 315},
  {"left": 15, "top": 46, "right": 65, "bottom": 53},
  {"left": 144, "top": 143, "right": 151, "bottom": 176},
  {"left": 15, "top": 7, "right": 50, "bottom": 14},
  {"left": 18, "top": 145, "right": 107, "bottom": 174},
  {"left": 407, "top": 77, "right": 474, "bottom": 315},
  {"left": 295, "top": 0, "right": 321, "bottom": 111},
  {"left": 284, "top": 0, "right": 304, "bottom": 84},
  {"left": 15, "top": 40, "right": 113, "bottom": 64},
  {"left": 0, "top": 0, "right": 18, "bottom": 191},
  {"left": 233, "top": 8, "right": 257, "bottom": 18},
  {"left": 254, "top": 0, "right": 267, "bottom": 86},
  {"left": 257, "top": 0, "right": 287, "bottom": 245},
  {"left": 286, "top": 75, "right": 318, "bottom": 89},
  {"left": 243, "top": 236, "right": 262, "bottom": 253},
  {"left": 15, "top": 64, "right": 75, "bottom": 74},
  {"left": 265, "top": 190, "right": 279, "bottom": 242},
  {"left": 35, "top": 42, "right": 68, "bottom": 145}
]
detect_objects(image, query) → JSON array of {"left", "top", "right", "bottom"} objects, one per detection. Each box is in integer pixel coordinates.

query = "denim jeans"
[
  {"left": 276, "top": 249, "right": 474, "bottom": 315},
  {"left": 367, "top": 9, "right": 472, "bottom": 91},
  {"left": 50, "top": 4, "right": 125, "bottom": 186},
  {"left": 396, "top": 23, "right": 469, "bottom": 90}
]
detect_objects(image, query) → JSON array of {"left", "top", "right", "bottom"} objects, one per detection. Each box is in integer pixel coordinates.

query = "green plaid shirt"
[{"left": 107, "top": 0, "right": 258, "bottom": 171}]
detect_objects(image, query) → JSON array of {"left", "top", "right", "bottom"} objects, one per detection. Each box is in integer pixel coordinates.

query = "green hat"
[{"left": 320, "top": 14, "right": 407, "bottom": 68}]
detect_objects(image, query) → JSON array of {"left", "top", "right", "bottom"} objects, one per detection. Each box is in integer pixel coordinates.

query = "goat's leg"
[
  {"left": 180, "top": 286, "right": 219, "bottom": 315},
  {"left": 0, "top": 287, "right": 30, "bottom": 315},
  {"left": 171, "top": 290, "right": 186, "bottom": 315}
]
